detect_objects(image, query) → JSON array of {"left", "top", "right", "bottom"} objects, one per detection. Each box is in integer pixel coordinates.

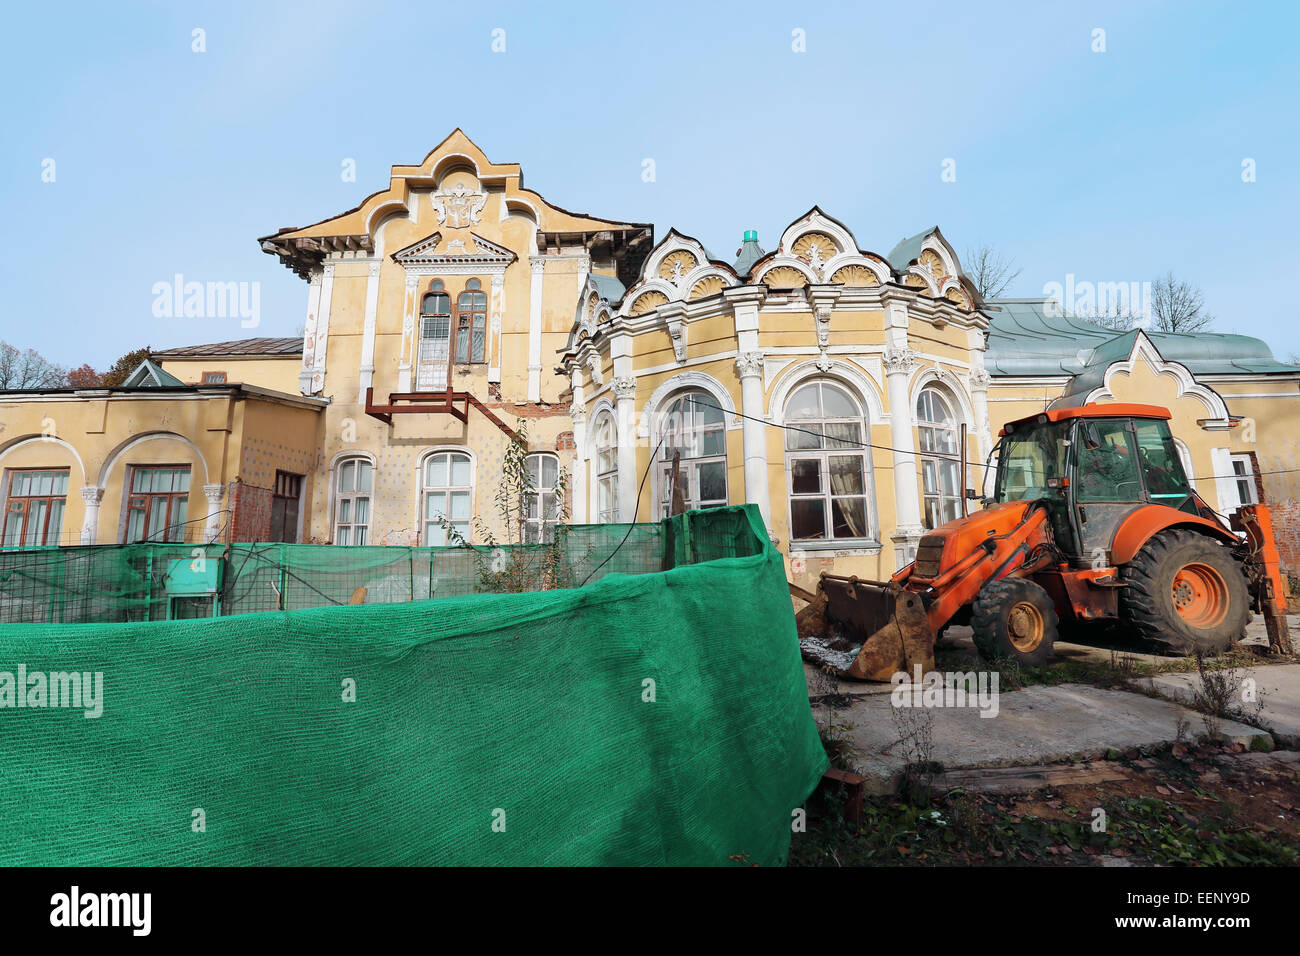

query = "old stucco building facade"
[{"left": 2, "top": 130, "right": 1297, "bottom": 585}]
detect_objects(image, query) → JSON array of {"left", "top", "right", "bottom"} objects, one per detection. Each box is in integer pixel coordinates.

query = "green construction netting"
[{"left": 0, "top": 505, "right": 826, "bottom": 866}]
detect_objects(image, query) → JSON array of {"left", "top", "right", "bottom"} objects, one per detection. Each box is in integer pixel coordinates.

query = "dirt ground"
[{"left": 789, "top": 744, "right": 1300, "bottom": 866}]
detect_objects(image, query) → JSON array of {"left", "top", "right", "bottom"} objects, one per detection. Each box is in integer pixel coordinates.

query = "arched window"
[
  {"left": 658, "top": 390, "right": 727, "bottom": 517},
  {"left": 333, "top": 457, "right": 373, "bottom": 545},
  {"left": 456, "top": 278, "right": 487, "bottom": 364},
  {"left": 917, "top": 388, "right": 961, "bottom": 529},
  {"left": 417, "top": 280, "right": 451, "bottom": 390},
  {"left": 422, "top": 450, "right": 472, "bottom": 545},
  {"left": 784, "top": 381, "right": 872, "bottom": 541},
  {"left": 592, "top": 411, "right": 619, "bottom": 524},
  {"left": 524, "top": 452, "right": 560, "bottom": 543}
]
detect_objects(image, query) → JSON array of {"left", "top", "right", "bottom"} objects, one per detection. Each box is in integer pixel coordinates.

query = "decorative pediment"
[{"left": 392, "top": 231, "right": 516, "bottom": 268}]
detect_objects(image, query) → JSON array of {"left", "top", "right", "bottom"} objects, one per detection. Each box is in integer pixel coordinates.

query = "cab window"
[
  {"left": 1132, "top": 419, "right": 1192, "bottom": 501},
  {"left": 1075, "top": 420, "right": 1143, "bottom": 502}
]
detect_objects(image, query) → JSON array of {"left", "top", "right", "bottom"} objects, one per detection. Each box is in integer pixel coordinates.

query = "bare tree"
[
  {"left": 1149, "top": 271, "right": 1213, "bottom": 334},
  {"left": 963, "top": 245, "right": 1022, "bottom": 301},
  {"left": 0, "top": 342, "right": 67, "bottom": 389}
]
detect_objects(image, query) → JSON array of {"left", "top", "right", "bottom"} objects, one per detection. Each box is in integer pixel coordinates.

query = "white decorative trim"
[
  {"left": 766, "top": 358, "right": 886, "bottom": 424},
  {"left": 641, "top": 370, "right": 741, "bottom": 437},
  {"left": 430, "top": 182, "right": 487, "bottom": 228},
  {"left": 96, "top": 431, "right": 211, "bottom": 487},
  {"left": 735, "top": 350, "right": 765, "bottom": 379},
  {"left": 1085, "top": 331, "right": 1231, "bottom": 422},
  {"left": 611, "top": 376, "right": 638, "bottom": 401},
  {"left": 882, "top": 345, "right": 919, "bottom": 376},
  {"left": 0, "top": 435, "right": 87, "bottom": 485}
]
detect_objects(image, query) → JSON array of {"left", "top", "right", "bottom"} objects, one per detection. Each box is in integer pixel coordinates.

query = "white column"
[
  {"left": 612, "top": 374, "right": 639, "bottom": 523},
  {"left": 203, "top": 484, "right": 225, "bottom": 543},
  {"left": 398, "top": 274, "right": 418, "bottom": 392},
  {"left": 79, "top": 486, "right": 103, "bottom": 545},
  {"left": 357, "top": 260, "right": 381, "bottom": 403},
  {"left": 298, "top": 269, "right": 324, "bottom": 395},
  {"left": 570, "top": 368, "right": 587, "bottom": 524},
  {"left": 488, "top": 271, "right": 506, "bottom": 383},
  {"left": 526, "top": 257, "right": 545, "bottom": 401},
  {"left": 735, "top": 351, "right": 772, "bottom": 534},
  {"left": 885, "top": 335, "right": 923, "bottom": 565},
  {"left": 307, "top": 263, "right": 335, "bottom": 395}
]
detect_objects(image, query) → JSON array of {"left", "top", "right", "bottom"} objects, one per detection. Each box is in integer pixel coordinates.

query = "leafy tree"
[
  {"left": 65, "top": 364, "right": 103, "bottom": 387},
  {"left": 100, "top": 346, "right": 152, "bottom": 387}
]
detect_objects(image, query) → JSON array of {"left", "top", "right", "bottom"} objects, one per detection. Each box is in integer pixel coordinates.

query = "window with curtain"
[
  {"left": 917, "top": 388, "right": 962, "bottom": 529},
  {"left": 417, "top": 280, "right": 451, "bottom": 390},
  {"left": 524, "top": 452, "right": 560, "bottom": 543},
  {"left": 784, "top": 381, "right": 871, "bottom": 541},
  {"left": 333, "top": 457, "right": 373, "bottom": 545},
  {"left": 2, "top": 468, "right": 69, "bottom": 547},
  {"left": 657, "top": 390, "right": 728, "bottom": 517},
  {"left": 593, "top": 411, "right": 619, "bottom": 524},
  {"left": 124, "top": 466, "right": 191, "bottom": 543},
  {"left": 455, "top": 278, "right": 487, "bottom": 364},
  {"left": 422, "top": 451, "right": 472, "bottom": 545}
]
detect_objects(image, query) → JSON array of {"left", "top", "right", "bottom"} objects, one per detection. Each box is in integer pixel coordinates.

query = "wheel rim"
[
  {"left": 1171, "top": 562, "right": 1230, "bottom": 629},
  {"left": 1007, "top": 602, "right": 1045, "bottom": 653}
]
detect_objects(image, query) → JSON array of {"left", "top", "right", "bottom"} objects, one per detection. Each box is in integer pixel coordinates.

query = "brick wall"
[{"left": 227, "top": 480, "right": 273, "bottom": 543}]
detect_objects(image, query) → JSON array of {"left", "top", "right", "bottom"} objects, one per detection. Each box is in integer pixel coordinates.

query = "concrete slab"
[
  {"left": 823, "top": 682, "right": 1269, "bottom": 793},
  {"left": 1132, "top": 663, "right": 1300, "bottom": 747}
]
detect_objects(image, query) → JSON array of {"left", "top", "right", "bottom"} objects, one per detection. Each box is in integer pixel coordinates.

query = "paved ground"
[
  {"left": 817, "top": 682, "right": 1268, "bottom": 792},
  {"left": 804, "top": 616, "right": 1299, "bottom": 793},
  {"left": 1133, "top": 663, "right": 1300, "bottom": 747}
]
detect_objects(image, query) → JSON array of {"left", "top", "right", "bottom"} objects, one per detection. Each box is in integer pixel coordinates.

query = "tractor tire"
[
  {"left": 971, "top": 578, "right": 1058, "bottom": 667},
  {"left": 1120, "top": 529, "right": 1249, "bottom": 655}
]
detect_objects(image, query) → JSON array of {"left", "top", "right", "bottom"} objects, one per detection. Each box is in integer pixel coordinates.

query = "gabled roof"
[
  {"left": 154, "top": 337, "right": 302, "bottom": 358},
  {"left": 887, "top": 227, "right": 939, "bottom": 271},
  {"left": 985, "top": 298, "right": 1300, "bottom": 377},
  {"left": 121, "top": 360, "right": 186, "bottom": 388}
]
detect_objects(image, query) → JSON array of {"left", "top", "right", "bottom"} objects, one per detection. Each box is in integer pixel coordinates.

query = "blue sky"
[{"left": 2, "top": 0, "right": 1297, "bottom": 369}]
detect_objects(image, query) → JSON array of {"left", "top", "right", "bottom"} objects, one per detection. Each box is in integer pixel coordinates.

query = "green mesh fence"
[
  {"left": 0, "top": 520, "right": 673, "bottom": 624},
  {"left": 0, "top": 505, "right": 826, "bottom": 866}
]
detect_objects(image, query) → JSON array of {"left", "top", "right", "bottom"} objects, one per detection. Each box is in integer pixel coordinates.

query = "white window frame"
[
  {"left": 524, "top": 452, "right": 561, "bottom": 544},
  {"left": 917, "top": 387, "right": 963, "bottom": 530},
  {"left": 783, "top": 379, "right": 877, "bottom": 547},
  {"left": 1228, "top": 454, "right": 1258, "bottom": 508},
  {"left": 421, "top": 450, "right": 474, "bottom": 545},
  {"left": 655, "top": 390, "right": 729, "bottom": 518},
  {"left": 592, "top": 411, "right": 619, "bottom": 524},
  {"left": 333, "top": 456, "right": 374, "bottom": 546}
]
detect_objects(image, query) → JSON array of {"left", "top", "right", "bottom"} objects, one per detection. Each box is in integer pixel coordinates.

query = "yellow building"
[
  {"left": 0, "top": 360, "right": 325, "bottom": 546},
  {"left": 5, "top": 130, "right": 1297, "bottom": 580}
]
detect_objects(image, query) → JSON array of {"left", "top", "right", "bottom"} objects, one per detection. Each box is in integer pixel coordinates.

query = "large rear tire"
[
  {"left": 971, "top": 578, "right": 1058, "bottom": 667},
  {"left": 1120, "top": 529, "right": 1249, "bottom": 655}
]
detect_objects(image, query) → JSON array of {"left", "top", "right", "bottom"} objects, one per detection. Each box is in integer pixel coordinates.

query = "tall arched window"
[
  {"left": 658, "top": 390, "right": 727, "bottom": 517},
  {"left": 524, "top": 452, "right": 560, "bottom": 543},
  {"left": 917, "top": 388, "right": 961, "bottom": 529},
  {"left": 592, "top": 411, "right": 619, "bottom": 524},
  {"left": 417, "top": 281, "right": 451, "bottom": 390},
  {"left": 333, "top": 457, "right": 373, "bottom": 545},
  {"left": 785, "top": 381, "right": 872, "bottom": 542},
  {"left": 422, "top": 450, "right": 472, "bottom": 545},
  {"left": 456, "top": 278, "right": 487, "bottom": 364}
]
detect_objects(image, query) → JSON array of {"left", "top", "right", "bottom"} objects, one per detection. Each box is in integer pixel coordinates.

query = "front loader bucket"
[{"left": 798, "top": 575, "right": 936, "bottom": 682}]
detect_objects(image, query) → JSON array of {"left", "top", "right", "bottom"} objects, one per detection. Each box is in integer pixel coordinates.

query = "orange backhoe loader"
[{"left": 798, "top": 403, "right": 1292, "bottom": 680}]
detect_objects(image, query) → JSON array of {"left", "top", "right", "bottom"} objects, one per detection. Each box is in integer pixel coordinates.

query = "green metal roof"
[
  {"left": 587, "top": 273, "right": 625, "bottom": 302},
  {"left": 886, "top": 227, "right": 938, "bottom": 271},
  {"left": 985, "top": 298, "right": 1300, "bottom": 378},
  {"left": 121, "top": 359, "right": 186, "bottom": 388},
  {"left": 732, "top": 233, "right": 766, "bottom": 278}
]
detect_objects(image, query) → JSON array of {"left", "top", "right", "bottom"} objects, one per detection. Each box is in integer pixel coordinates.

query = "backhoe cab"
[{"left": 799, "top": 403, "right": 1291, "bottom": 680}]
